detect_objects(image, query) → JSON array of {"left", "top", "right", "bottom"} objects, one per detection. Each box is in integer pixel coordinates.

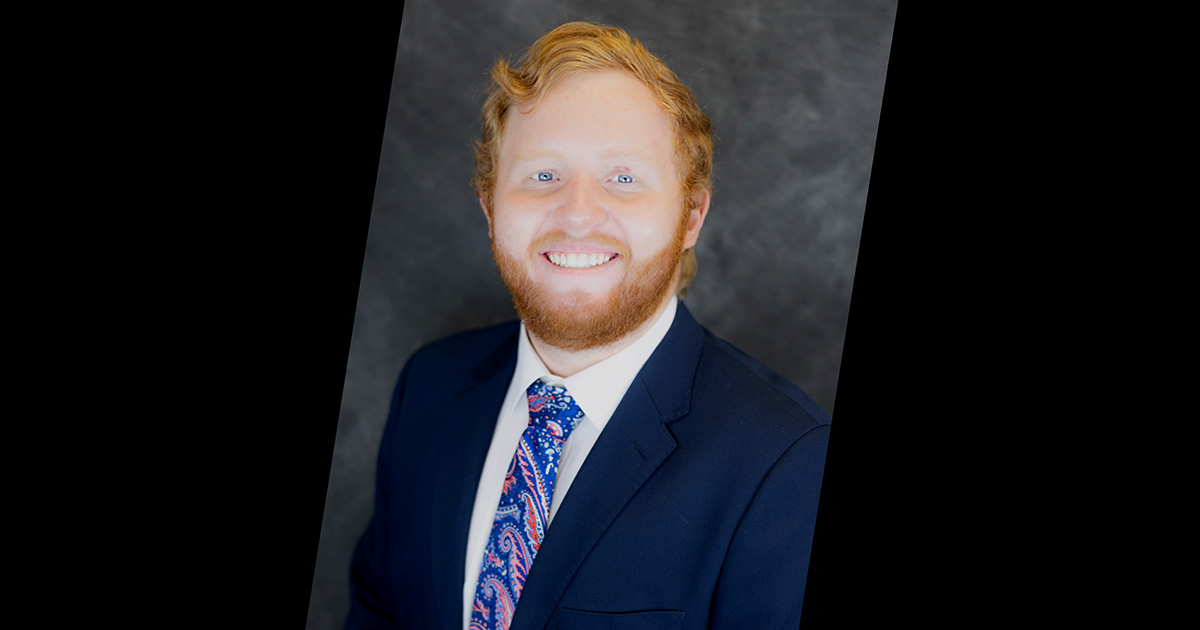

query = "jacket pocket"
[{"left": 555, "top": 607, "right": 685, "bottom": 630}]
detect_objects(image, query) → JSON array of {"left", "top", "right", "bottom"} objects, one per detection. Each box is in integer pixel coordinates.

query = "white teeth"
[{"left": 548, "top": 252, "right": 614, "bottom": 269}]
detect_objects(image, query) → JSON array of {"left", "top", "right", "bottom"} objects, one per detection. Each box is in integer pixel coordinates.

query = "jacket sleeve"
[
  {"left": 344, "top": 360, "right": 413, "bottom": 630},
  {"left": 706, "top": 423, "right": 830, "bottom": 628}
]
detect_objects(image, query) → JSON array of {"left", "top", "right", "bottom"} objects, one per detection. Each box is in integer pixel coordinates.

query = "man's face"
[{"left": 485, "top": 69, "right": 708, "bottom": 351}]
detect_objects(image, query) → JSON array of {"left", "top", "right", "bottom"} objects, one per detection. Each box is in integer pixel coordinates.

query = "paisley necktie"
[{"left": 469, "top": 379, "right": 585, "bottom": 630}]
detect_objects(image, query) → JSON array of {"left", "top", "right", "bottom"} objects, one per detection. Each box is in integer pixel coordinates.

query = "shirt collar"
[{"left": 508, "top": 296, "right": 679, "bottom": 431}]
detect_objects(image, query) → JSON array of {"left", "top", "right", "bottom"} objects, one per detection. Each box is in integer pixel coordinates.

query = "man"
[{"left": 347, "top": 21, "right": 830, "bottom": 630}]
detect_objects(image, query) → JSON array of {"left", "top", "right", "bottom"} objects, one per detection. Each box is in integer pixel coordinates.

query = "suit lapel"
[
  {"left": 428, "top": 328, "right": 519, "bottom": 630},
  {"left": 508, "top": 303, "right": 706, "bottom": 629}
]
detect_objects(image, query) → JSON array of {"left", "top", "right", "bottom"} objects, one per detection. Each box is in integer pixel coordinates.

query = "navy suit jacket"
[{"left": 347, "top": 303, "right": 830, "bottom": 629}]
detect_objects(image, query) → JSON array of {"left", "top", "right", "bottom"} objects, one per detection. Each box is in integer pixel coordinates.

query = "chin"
[{"left": 493, "top": 243, "right": 681, "bottom": 352}]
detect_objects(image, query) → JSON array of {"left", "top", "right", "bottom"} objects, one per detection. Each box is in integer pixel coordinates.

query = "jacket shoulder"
[
  {"left": 404, "top": 320, "right": 519, "bottom": 380},
  {"left": 694, "top": 328, "right": 832, "bottom": 437}
]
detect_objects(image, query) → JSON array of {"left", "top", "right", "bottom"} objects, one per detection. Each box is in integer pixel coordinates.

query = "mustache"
[{"left": 528, "top": 231, "right": 630, "bottom": 258}]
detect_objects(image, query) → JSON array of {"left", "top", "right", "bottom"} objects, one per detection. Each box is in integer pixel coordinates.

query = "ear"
[
  {"left": 682, "top": 188, "right": 710, "bottom": 250},
  {"left": 479, "top": 196, "right": 493, "bottom": 238}
]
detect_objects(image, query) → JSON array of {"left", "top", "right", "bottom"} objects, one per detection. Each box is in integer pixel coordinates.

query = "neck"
[{"left": 527, "top": 292, "right": 675, "bottom": 377}]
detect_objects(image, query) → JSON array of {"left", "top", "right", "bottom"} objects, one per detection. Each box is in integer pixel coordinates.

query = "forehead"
[{"left": 497, "top": 69, "right": 676, "bottom": 164}]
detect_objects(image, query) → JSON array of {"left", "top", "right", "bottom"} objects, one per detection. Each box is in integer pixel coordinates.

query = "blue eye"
[
  {"left": 615, "top": 174, "right": 634, "bottom": 183},
  {"left": 537, "top": 172, "right": 554, "bottom": 181}
]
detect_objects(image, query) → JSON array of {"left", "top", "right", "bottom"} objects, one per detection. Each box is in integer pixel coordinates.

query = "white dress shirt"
[{"left": 461, "top": 297, "right": 679, "bottom": 628}]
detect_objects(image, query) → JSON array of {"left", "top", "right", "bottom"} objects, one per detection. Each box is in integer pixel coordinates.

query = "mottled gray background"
[{"left": 307, "top": 0, "right": 896, "bottom": 627}]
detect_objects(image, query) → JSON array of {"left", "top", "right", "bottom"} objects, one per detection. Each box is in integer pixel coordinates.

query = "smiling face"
[{"left": 485, "top": 69, "right": 709, "bottom": 352}]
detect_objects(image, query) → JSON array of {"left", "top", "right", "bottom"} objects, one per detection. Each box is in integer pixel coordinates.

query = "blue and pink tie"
[{"left": 469, "top": 379, "right": 585, "bottom": 630}]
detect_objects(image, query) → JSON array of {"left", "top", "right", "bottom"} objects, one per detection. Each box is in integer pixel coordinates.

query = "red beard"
[{"left": 491, "top": 211, "right": 688, "bottom": 352}]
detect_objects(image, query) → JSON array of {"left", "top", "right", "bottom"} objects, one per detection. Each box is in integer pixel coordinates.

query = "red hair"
[{"left": 472, "top": 21, "right": 714, "bottom": 297}]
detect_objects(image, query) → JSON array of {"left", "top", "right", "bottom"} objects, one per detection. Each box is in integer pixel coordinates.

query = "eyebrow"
[
  {"left": 510, "top": 149, "right": 562, "bottom": 163},
  {"left": 510, "top": 148, "right": 657, "bottom": 163},
  {"left": 602, "top": 148, "right": 655, "bottom": 162}
]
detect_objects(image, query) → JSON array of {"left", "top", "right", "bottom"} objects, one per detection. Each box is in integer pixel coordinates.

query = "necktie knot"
[{"left": 526, "top": 378, "right": 584, "bottom": 440}]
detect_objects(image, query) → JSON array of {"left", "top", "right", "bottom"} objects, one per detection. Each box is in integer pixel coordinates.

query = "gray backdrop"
[{"left": 308, "top": 0, "right": 896, "bottom": 627}]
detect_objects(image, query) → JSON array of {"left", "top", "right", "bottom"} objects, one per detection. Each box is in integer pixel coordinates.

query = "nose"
[{"left": 553, "top": 177, "right": 608, "bottom": 233}]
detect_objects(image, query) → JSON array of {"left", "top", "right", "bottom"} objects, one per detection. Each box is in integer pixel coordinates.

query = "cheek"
[
  {"left": 621, "top": 204, "right": 686, "bottom": 248},
  {"left": 491, "top": 213, "right": 535, "bottom": 253},
  {"left": 493, "top": 195, "right": 559, "bottom": 239},
  {"left": 489, "top": 202, "right": 519, "bottom": 233}
]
